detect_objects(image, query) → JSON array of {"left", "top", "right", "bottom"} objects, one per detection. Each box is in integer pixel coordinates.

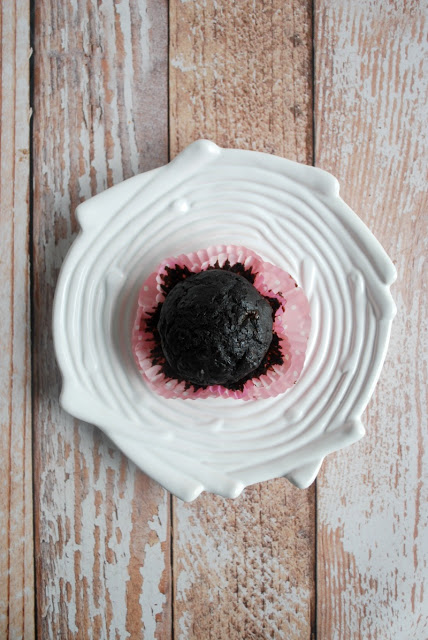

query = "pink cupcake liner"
[{"left": 132, "top": 245, "right": 311, "bottom": 401}]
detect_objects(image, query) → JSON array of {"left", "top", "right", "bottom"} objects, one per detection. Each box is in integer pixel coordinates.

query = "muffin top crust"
[{"left": 157, "top": 269, "right": 273, "bottom": 386}]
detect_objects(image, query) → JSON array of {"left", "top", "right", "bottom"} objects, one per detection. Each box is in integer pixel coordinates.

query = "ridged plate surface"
[{"left": 53, "top": 140, "right": 396, "bottom": 501}]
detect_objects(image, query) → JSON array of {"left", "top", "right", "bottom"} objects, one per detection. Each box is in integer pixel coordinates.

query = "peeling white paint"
[
  {"left": 138, "top": 0, "right": 152, "bottom": 83},
  {"left": 319, "top": 283, "right": 428, "bottom": 637},
  {"left": 140, "top": 496, "right": 168, "bottom": 639},
  {"left": 316, "top": 1, "right": 427, "bottom": 219},
  {"left": 171, "top": 54, "right": 197, "bottom": 73},
  {"left": 0, "top": 5, "right": 33, "bottom": 637},
  {"left": 115, "top": 0, "right": 139, "bottom": 176},
  {"left": 175, "top": 498, "right": 311, "bottom": 639},
  {"left": 316, "top": 1, "right": 428, "bottom": 637},
  {"left": 36, "top": 1, "right": 168, "bottom": 637}
]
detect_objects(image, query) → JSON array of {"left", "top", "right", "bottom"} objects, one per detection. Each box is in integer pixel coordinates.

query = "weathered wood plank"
[
  {"left": 169, "top": 1, "right": 315, "bottom": 638},
  {"left": 0, "top": 1, "right": 34, "bottom": 638},
  {"left": 32, "top": 1, "right": 170, "bottom": 638},
  {"left": 315, "top": 1, "right": 428, "bottom": 638},
  {"left": 170, "top": 0, "right": 313, "bottom": 164}
]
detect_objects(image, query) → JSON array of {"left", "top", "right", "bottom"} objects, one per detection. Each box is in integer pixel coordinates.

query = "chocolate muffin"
[{"left": 157, "top": 269, "right": 273, "bottom": 386}]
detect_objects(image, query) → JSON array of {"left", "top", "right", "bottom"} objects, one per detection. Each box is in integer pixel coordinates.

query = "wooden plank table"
[{"left": 1, "top": 1, "right": 426, "bottom": 638}]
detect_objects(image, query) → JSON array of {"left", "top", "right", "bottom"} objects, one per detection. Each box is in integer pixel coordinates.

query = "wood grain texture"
[
  {"left": 169, "top": 2, "right": 315, "bottom": 638},
  {"left": 0, "top": 1, "right": 34, "bottom": 638},
  {"left": 32, "top": 1, "right": 170, "bottom": 638},
  {"left": 170, "top": 0, "right": 313, "bottom": 164},
  {"left": 315, "top": 1, "right": 428, "bottom": 638}
]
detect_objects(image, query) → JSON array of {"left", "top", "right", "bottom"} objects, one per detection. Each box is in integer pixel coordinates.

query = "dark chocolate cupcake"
[{"left": 132, "top": 245, "right": 311, "bottom": 400}]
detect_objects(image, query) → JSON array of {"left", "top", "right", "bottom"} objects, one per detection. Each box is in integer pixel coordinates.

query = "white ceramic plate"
[{"left": 53, "top": 140, "right": 396, "bottom": 501}]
